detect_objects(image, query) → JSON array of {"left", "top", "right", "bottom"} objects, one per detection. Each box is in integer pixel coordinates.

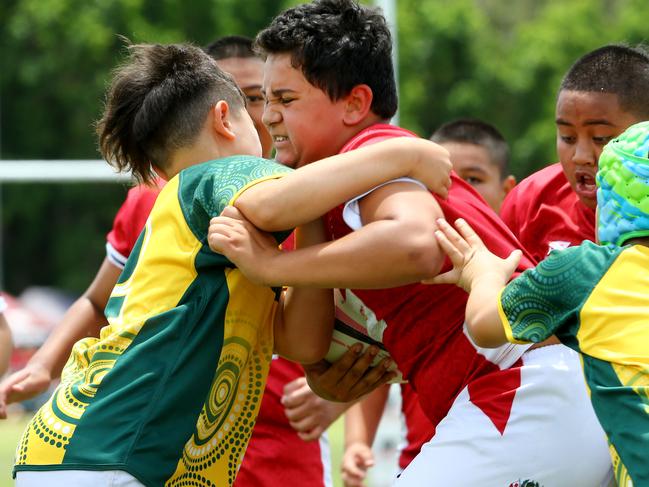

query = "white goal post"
[{"left": 0, "top": 160, "right": 131, "bottom": 183}]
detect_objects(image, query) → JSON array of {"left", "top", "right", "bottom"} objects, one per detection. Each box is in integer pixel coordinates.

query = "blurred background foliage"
[{"left": 1, "top": 0, "right": 649, "bottom": 295}]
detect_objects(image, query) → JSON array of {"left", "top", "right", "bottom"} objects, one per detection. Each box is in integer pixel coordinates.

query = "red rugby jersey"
[
  {"left": 107, "top": 180, "right": 331, "bottom": 487},
  {"left": 327, "top": 124, "right": 535, "bottom": 432},
  {"left": 500, "top": 163, "right": 595, "bottom": 262},
  {"left": 398, "top": 383, "right": 434, "bottom": 469}
]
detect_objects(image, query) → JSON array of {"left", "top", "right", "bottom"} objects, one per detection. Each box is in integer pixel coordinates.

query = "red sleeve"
[{"left": 106, "top": 181, "right": 163, "bottom": 268}]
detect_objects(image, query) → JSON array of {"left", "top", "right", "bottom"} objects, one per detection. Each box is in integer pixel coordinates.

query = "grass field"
[
  {"left": 0, "top": 413, "right": 348, "bottom": 487},
  {"left": 0, "top": 413, "right": 29, "bottom": 487}
]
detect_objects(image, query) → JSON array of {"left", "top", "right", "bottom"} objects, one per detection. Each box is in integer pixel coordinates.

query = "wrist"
[{"left": 467, "top": 272, "right": 508, "bottom": 292}]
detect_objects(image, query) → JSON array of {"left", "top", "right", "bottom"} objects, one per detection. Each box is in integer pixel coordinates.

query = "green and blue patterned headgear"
[{"left": 597, "top": 120, "right": 649, "bottom": 247}]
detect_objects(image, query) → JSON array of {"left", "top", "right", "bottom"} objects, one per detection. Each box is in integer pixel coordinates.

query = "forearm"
[
  {"left": 0, "top": 317, "right": 13, "bottom": 376},
  {"left": 344, "top": 384, "right": 389, "bottom": 448},
  {"left": 27, "top": 297, "right": 107, "bottom": 378},
  {"left": 274, "top": 220, "right": 334, "bottom": 363},
  {"left": 235, "top": 138, "right": 425, "bottom": 232},
  {"left": 262, "top": 220, "right": 444, "bottom": 289},
  {"left": 465, "top": 275, "right": 509, "bottom": 348}
]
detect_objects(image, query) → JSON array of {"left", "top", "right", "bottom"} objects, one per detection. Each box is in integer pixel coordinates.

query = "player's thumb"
[
  {"left": 421, "top": 270, "right": 457, "bottom": 285},
  {"left": 505, "top": 249, "right": 523, "bottom": 271}
]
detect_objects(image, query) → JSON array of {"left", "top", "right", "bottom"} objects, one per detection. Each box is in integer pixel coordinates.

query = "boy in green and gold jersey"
[
  {"left": 13, "top": 43, "right": 452, "bottom": 487},
  {"left": 430, "top": 121, "right": 649, "bottom": 487}
]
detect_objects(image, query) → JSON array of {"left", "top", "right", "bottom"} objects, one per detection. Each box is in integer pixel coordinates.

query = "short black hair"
[
  {"left": 560, "top": 44, "right": 649, "bottom": 119},
  {"left": 255, "top": 0, "right": 397, "bottom": 119},
  {"left": 431, "top": 118, "right": 510, "bottom": 178},
  {"left": 97, "top": 43, "right": 245, "bottom": 184},
  {"left": 204, "top": 35, "right": 258, "bottom": 61}
]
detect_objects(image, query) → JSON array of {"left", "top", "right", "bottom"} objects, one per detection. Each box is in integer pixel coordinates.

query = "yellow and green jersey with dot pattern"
[
  {"left": 14, "top": 156, "right": 292, "bottom": 487},
  {"left": 498, "top": 240, "right": 649, "bottom": 486}
]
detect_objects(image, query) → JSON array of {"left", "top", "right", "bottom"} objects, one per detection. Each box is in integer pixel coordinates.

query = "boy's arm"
[
  {"left": 212, "top": 183, "right": 446, "bottom": 288},
  {"left": 0, "top": 258, "right": 119, "bottom": 419},
  {"left": 272, "top": 216, "right": 334, "bottom": 363},
  {"left": 341, "top": 385, "right": 390, "bottom": 486},
  {"left": 234, "top": 137, "right": 451, "bottom": 232},
  {"left": 0, "top": 311, "right": 13, "bottom": 378}
]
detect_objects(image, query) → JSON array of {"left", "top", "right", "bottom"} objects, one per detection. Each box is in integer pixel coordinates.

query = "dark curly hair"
[
  {"left": 255, "top": 0, "right": 397, "bottom": 119},
  {"left": 97, "top": 42, "right": 245, "bottom": 184},
  {"left": 560, "top": 44, "right": 649, "bottom": 120}
]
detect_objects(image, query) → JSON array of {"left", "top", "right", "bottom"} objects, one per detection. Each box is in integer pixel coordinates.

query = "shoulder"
[{"left": 340, "top": 124, "right": 418, "bottom": 153}]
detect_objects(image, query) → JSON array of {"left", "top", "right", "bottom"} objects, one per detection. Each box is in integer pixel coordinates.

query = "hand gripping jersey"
[
  {"left": 15, "top": 157, "right": 292, "bottom": 487},
  {"left": 326, "top": 124, "right": 535, "bottom": 432},
  {"left": 500, "top": 163, "right": 595, "bottom": 261},
  {"left": 500, "top": 241, "right": 649, "bottom": 486}
]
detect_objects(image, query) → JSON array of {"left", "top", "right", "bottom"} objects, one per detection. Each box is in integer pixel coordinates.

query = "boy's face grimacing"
[
  {"left": 262, "top": 54, "right": 350, "bottom": 168},
  {"left": 441, "top": 141, "right": 514, "bottom": 213},
  {"left": 556, "top": 90, "right": 639, "bottom": 209}
]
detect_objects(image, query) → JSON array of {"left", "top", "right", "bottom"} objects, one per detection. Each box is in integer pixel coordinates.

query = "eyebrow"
[
  {"left": 262, "top": 88, "right": 296, "bottom": 98},
  {"left": 240, "top": 84, "right": 262, "bottom": 92},
  {"left": 555, "top": 118, "right": 615, "bottom": 127},
  {"left": 459, "top": 165, "right": 490, "bottom": 175}
]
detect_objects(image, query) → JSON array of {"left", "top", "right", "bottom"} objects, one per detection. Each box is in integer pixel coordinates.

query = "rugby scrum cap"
[{"left": 597, "top": 120, "right": 649, "bottom": 246}]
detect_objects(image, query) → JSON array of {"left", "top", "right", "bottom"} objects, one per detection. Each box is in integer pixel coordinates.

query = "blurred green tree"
[{"left": 1, "top": 0, "right": 649, "bottom": 295}]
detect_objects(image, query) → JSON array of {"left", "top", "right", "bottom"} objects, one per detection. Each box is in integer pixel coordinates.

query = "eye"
[
  {"left": 246, "top": 95, "right": 264, "bottom": 105},
  {"left": 559, "top": 134, "right": 576, "bottom": 144},
  {"left": 593, "top": 136, "right": 613, "bottom": 145},
  {"left": 280, "top": 97, "right": 295, "bottom": 105},
  {"left": 464, "top": 176, "right": 483, "bottom": 185}
]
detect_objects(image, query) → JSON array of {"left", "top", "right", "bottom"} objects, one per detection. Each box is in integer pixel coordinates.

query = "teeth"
[{"left": 274, "top": 136, "right": 288, "bottom": 142}]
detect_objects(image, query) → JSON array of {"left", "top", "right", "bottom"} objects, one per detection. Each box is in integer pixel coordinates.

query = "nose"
[
  {"left": 262, "top": 102, "right": 281, "bottom": 128},
  {"left": 572, "top": 139, "right": 597, "bottom": 166}
]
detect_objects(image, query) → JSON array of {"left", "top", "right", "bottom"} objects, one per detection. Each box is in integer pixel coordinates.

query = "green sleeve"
[
  {"left": 179, "top": 156, "right": 293, "bottom": 243},
  {"left": 500, "top": 241, "right": 618, "bottom": 343}
]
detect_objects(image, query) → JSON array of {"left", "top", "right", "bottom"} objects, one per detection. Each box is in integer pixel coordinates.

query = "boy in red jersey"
[
  {"left": 343, "top": 117, "right": 518, "bottom": 486},
  {"left": 501, "top": 44, "right": 649, "bottom": 261},
  {"left": 208, "top": 1, "right": 613, "bottom": 485}
]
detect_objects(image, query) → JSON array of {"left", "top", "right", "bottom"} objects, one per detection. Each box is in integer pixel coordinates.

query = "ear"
[
  {"left": 501, "top": 175, "right": 517, "bottom": 195},
  {"left": 342, "top": 84, "right": 373, "bottom": 126},
  {"left": 208, "top": 100, "right": 236, "bottom": 141}
]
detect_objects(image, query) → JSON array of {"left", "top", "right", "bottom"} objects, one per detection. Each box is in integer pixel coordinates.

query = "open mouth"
[
  {"left": 575, "top": 171, "right": 597, "bottom": 198},
  {"left": 273, "top": 135, "right": 288, "bottom": 143}
]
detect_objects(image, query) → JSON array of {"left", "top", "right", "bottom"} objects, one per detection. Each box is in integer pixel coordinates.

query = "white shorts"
[
  {"left": 15, "top": 469, "right": 144, "bottom": 487},
  {"left": 396, "top": 345, "right": 615, "bottom": 487}
]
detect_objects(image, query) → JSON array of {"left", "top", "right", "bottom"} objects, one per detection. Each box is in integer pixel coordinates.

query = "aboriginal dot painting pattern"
[{"left": 166, "top": 342, "right": 271, "bottom": 487}]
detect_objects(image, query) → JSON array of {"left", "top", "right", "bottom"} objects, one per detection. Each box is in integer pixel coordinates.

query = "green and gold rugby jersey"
[
  {"left": 498, "top": 240, "right": 649, "bottom": 486},
  {"left": 15, "top": 156, "right": 292, "bottom": 486}
]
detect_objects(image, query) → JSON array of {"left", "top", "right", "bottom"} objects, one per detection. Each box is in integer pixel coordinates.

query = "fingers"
[
  {"left": 296, "top": 426, "right": 324, "bottom": 442},
  {"left": 505, "top": 249, "right": 523, "bottom": 274},
  {"left": 435, "top": 219, "right": 472, "bottom": 254},
  {"left": 421, "top": 270, "right": 459, "bottom": 285},
  {"left": 334, "top": 346, "right": 381, "bottom": 396},
  {"left": 345, "top": 357, "right": 396, "bottom": 400},
  {"left": 282, "top": 376, "right": 308, "bottom": 397},
  {"left": 452, "top": 218, "right": 485, "bottom": 247},
  {"left": 342, "top": 445, "right": 374, "bottom": 487},
  {"left": 219, "top": 205, "right": 245, "bottom": 220}
]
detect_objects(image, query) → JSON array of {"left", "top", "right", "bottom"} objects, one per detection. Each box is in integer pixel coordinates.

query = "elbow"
[
  {"left": 466, "top": 319, "right": 506, "bottom": 349},
  {"left": 400, "top": 226, "right": 444, "bottom": 280},
  {"left": 235, "top": 196, "right": 285, "bottom": 232}
]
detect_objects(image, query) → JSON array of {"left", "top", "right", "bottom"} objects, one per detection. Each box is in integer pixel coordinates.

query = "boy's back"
[{"left": 16, "top": 157, "right": 291, "bottom": 486}]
